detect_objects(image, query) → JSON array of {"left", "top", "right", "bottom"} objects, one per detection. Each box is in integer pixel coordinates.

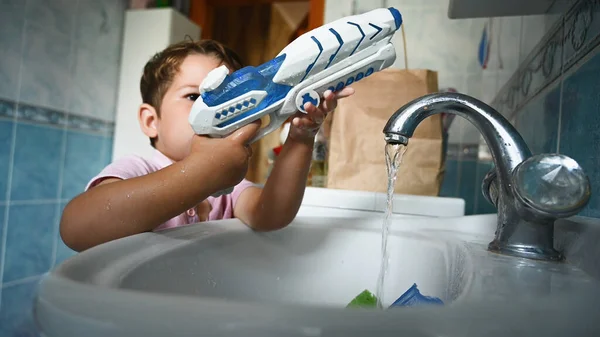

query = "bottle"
[{"left": 310, "top": 127, "right": 328, "bottom": 187}]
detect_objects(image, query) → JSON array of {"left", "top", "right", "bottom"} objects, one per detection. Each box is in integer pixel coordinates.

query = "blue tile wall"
[
  {"left": 3, "top": 203, "right": 57, "bottom": 283},
  {"left": 0, "top": 205, "right": 5, "bottom": 274},
  {"left": 10, "top": 123, "right": 63, "bottom": 201},
  {"left": 439, "top": 159, "right": 459, "bottom": 197},
  {"left": 55, "top": 201, "right": 76, "bottom": 265},
  {"left": 515, "top": 84, "right": 561, "bottom": 154},
  {"left": 0, "top": 0, "right": 125, "bottom": 334},
  {"left": 61, "top": 130, "right": 108, "bottom": 200},
  {"left": 458, "top": 159, "right": 478, "bottom": 215},
  {"left": 474, "top": 161, "right": 496, "bottom": 214},
  {"left": 105, "top": 133, "right": 114, "bottom": 163},
  {"left": 515, "top": 0, "right": 600, "bottom": 218},
  {"left": 0, "top": 119, "right": 14, "bottom": 201},
  {"left": 560, "top": 51, "right": 600, "bottom": 218},
  {"left": 443, "top": 0, "right": 600, "bottom": 220},
  {"left": 440, "top": 144, "right": 482, "bottom": 215}
]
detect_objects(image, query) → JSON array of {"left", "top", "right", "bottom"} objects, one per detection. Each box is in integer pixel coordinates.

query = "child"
[{"left": 60, "top": 40, "right": 354, "bottom": 252}]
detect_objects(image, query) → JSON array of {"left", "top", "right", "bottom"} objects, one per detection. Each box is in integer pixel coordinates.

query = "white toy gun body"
[{"left": 189, "top": 7, "right": 403, "bottom": 144}]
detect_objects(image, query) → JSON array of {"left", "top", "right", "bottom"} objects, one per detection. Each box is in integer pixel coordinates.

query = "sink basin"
[
  {"left": 297, "top": 187, "right": 466, "bottom": 218},
  {"left": 34, "top": 214, "right": 600, "bottom": 337},
  {"left": 110, "top": 220, "right": 471, "bottom": 307}
]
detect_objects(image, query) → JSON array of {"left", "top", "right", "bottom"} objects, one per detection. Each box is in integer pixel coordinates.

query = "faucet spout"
[
  {"left": 383, "top": 92, "right": 591, "bottom": 262},
  {"left": 384, "top": 93, "right": 532, "bottom": 176}
]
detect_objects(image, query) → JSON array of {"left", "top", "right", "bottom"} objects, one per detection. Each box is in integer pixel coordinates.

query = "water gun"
[{"left": 189, "top": 7, "right": 403, "bottom": 143}]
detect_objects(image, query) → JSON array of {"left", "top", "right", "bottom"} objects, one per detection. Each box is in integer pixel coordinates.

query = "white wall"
[{"left": 112, "top": 8, "right": 201, "bottom": 161}]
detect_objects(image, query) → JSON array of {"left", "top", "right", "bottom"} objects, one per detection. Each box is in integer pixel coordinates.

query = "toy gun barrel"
[
  {"left": 189, "top": 7, "right": 403, "bottom": 143},
  {"left": 273, "top": 7, "right": 402, "bottom": 86}
]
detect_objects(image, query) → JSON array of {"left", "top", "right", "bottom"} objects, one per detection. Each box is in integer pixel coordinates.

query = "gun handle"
[{"left": 249, "top": 111, "right": 290, "bottom": 144}]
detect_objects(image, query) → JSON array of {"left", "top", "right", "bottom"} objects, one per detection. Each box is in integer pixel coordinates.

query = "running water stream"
[{"left": 375, "top": 143, "right": 407, "bottom": 308}]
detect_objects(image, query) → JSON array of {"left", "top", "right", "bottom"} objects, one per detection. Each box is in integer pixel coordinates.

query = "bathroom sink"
[
  {"left": 34, "top": 214, "right": 600, "bottom": 337},
  {"left": 96, "top": 219, "right": 471, "bottom": 307},
  {"left": 297, "top": 187, "right": 466, "bottom": 218}
]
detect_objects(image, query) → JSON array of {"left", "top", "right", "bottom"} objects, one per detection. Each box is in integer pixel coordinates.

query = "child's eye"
[{"left": 186, "top": 94, "right": 199, "bottom": 101}]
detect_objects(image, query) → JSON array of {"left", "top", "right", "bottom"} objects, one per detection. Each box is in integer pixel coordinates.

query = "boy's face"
[{"left": 154, "top": 54, "right": 223, "bottom": 161}]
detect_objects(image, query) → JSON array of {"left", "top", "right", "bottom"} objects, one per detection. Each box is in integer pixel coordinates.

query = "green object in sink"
[{"left": 347, "top": 290, "right": 378, "bottom": 308}]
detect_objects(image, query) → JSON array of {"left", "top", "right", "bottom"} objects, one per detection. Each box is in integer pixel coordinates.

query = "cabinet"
[
  {"left": 448, "top": 0, "right": 564, "bottom": 19},
  {"left": 112, "top": 8, "right": 201, "bottom": 161}
]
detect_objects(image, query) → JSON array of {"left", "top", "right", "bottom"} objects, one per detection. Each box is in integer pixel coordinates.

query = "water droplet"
[{"left": 276, "top": 277, "right": 280, "bottom": 281}]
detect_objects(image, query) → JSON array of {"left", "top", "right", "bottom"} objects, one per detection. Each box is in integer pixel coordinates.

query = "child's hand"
[
  {"left": 288, "top": 87, "right": 355, "bottom": 143},
  {"left": 190, "top": 121, "right": 260, "bottom": 190}
]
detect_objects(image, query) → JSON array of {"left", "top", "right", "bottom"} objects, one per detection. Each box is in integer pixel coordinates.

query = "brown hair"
[{"left": 140, "top": 39, "right": 243, "bottom": 146}]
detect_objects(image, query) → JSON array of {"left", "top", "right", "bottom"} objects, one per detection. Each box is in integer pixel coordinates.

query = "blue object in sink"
[{"left": 389, "top": 283, "right": 444, "bottom": 307}]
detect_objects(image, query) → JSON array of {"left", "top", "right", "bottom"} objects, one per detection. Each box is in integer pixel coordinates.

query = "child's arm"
[
  {"left": 60, "top": 123, "right": 260, "bottom": 252},
  {"left": 234, "top": 88, "right": 354, "bottom": 231}
]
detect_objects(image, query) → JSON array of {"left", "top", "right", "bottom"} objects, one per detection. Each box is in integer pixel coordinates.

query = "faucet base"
[{"left": 487, "top": 240, "right": 564, "bottom": 262}]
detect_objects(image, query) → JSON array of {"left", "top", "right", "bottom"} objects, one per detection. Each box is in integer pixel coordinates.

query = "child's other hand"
[
  {"left": 190, "top": 121, "right": 260, "bottom": 190},
  {"left": 288, "top": 87, "right": 355, "bottom": 143}
]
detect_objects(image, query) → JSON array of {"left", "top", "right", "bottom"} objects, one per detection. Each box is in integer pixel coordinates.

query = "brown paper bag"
[{"left": 326, "top": 68, "right": 444, "bottom": 196}]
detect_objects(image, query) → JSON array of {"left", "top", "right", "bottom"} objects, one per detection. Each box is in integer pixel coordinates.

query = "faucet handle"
[
  {"left": 512, "top": 154, "right": 591, "bottom": 219},
  {"left": 481, "top": 168, "right": 498, "bottom": 207}
]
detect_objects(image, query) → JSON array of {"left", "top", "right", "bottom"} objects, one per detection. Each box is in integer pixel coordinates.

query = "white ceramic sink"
[
  {"left": 34, "top": 212, "right": 600, "bottom": 336},
  {"left": 117, "top": 220, "right": 471, "bottom": 307},
  {"left": 298, "top": 187, "right": 466, "bottom": 218}
]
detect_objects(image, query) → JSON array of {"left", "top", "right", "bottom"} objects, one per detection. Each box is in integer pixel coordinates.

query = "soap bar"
[{"left": 346, "top": 290, "right": 378, "bottom": 308}]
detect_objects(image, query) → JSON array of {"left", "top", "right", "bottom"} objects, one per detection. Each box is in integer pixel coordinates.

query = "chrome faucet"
[{"left": 383, "top": 92, "right": 591, "bottom": 262}]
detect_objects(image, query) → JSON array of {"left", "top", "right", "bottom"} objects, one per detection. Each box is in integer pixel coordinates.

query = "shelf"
[{"left": 448, "top": 0, "right": 560, "bottom": 19}]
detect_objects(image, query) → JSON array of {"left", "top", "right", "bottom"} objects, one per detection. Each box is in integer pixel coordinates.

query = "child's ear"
[{"left": 138, "top": 103, "right": 159, "bottom": 139}]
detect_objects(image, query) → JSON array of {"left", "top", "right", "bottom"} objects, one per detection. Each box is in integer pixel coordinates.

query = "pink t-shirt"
[{"left": 85, "top": 149, "right": 258, "bottom": 231}]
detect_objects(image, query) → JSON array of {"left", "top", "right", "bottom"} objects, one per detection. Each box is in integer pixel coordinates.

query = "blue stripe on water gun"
[
  {"left": 300, "top": 36, "right": 324, "bottom": 82},
  {"left": 327, "top": 28, "right": 344, "bottom": 69},
  {"left": 369, "top": 23, "right": 382, "bottom": 39},
  {"left": 388, "top": 7, "right": 402, "bottom": 30},
  {"left": 347, "top": 22, "right": 365, "bottom": 56}
]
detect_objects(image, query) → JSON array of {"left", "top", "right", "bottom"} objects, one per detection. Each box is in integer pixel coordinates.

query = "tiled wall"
[
  {"left": 441, "top": 7, "right": 567, "bottom": 215},
  {"left": 441, "top": 0, "right": 600, "bottom": 217},
  {"left": 491, "top": 0, "right": 600, "bottom": 218},
  {"left": 0, "top": 0, "right": 125, "bottom": 335},
  {"left": 444, "top": 9, "right": 564, "bottom": 215}
]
